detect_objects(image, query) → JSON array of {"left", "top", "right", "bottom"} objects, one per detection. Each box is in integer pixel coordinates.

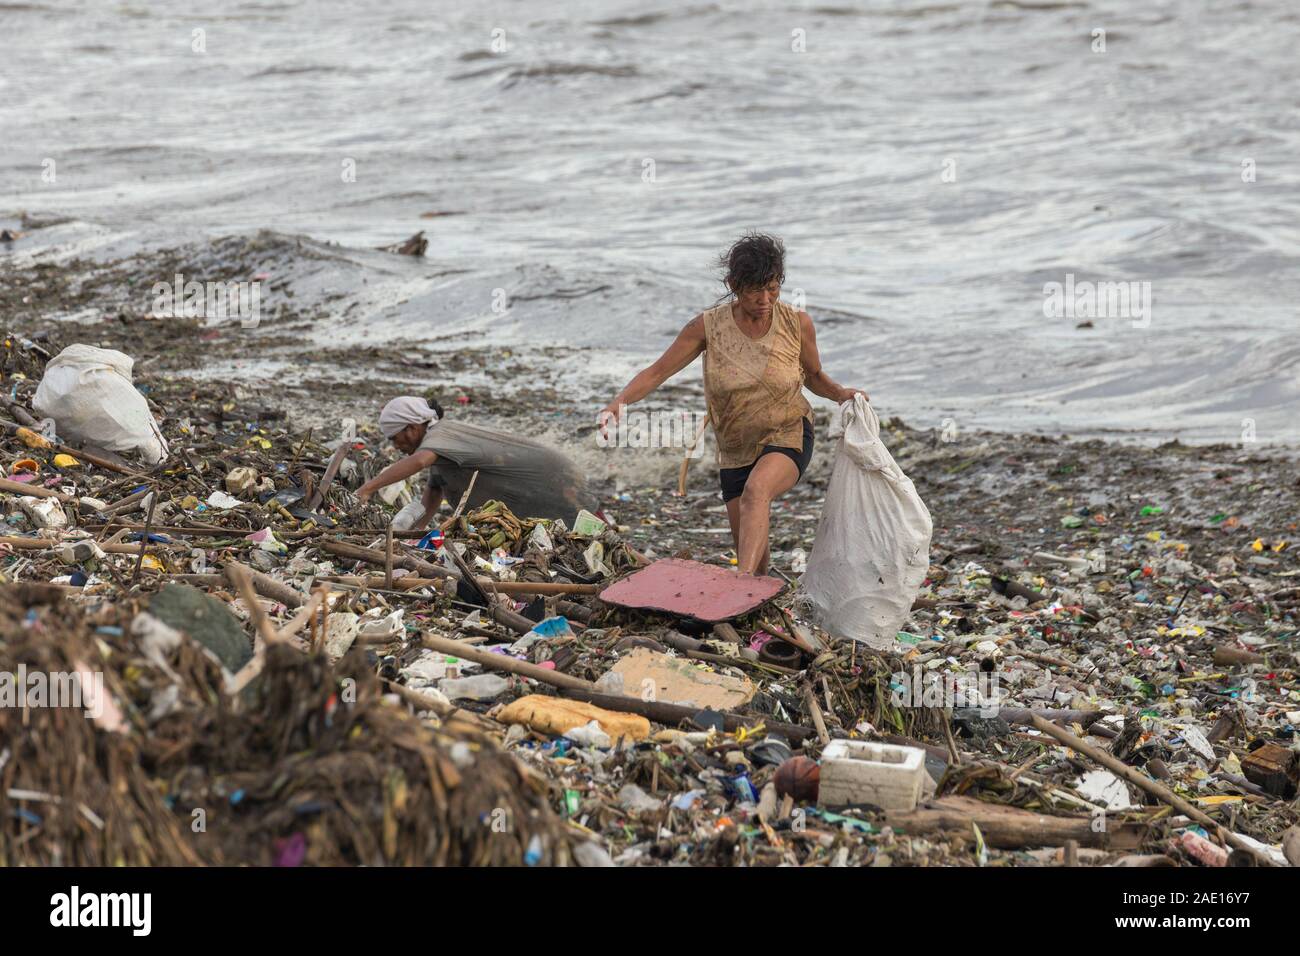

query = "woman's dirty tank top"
[{"left": 702, "top": 298, "right": 812, "bottom": 469}]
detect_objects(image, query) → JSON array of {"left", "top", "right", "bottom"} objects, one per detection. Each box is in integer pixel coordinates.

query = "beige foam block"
[
  {"left": 496, "top": 694, "right": 651, "bottom": 741},
  {"left": 609, "top": 647, "right": 754, "bottom": 709}
]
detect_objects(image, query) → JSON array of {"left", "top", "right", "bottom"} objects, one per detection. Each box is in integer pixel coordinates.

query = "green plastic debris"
[
  {"left": 149, "top": 583, "right": 251, "bottom": 671},
  {"left": 810, "top": 809, "right": 876, "bottom": 834}
]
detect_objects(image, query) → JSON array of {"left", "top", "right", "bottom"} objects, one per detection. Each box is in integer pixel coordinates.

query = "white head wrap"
[{"left": 378, "top": 396, "right": 440, "bottom": 439}]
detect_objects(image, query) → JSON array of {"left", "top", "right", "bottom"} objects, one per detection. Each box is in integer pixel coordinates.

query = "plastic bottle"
[{"left": 391, "top": 498, "right": 427, "bottom": 532}]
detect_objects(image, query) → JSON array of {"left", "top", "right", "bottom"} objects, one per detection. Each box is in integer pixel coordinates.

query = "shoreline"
[{"left": 4, "top": 222, "right": 1296, "bottom": 450}]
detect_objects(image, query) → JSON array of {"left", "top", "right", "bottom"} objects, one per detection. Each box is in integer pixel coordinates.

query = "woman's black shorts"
[{"left": 719, "top": 417, "right": 815, "bottom": 503}]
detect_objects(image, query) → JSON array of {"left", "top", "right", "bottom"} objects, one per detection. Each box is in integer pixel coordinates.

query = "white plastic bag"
[
  {"left": 33, "top": 345, "right": 169, "bottom": 465},
  {"left": 802, "top": 395, "right": 932, "bottom": 648},
  {"left": 390, "top": 497, "right": 427, "bottom": 532}
]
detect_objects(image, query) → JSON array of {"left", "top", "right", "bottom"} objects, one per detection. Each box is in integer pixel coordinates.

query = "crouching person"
[{"left": 356, "top": 396, "right": 595, "bottom": 527}]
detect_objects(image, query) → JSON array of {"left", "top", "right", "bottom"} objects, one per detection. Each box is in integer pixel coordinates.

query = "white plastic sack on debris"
[
  {"left": 32, "top": 345, "right": 169, "bottom": 464},
  {"left": 802, "top": 395, "right": 932, "bottom": 649}
]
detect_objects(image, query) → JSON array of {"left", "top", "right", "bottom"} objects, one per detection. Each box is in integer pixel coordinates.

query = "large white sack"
[
  {"left": 802, "top": 395, "right": 932, "bottom": 649},
  {"left": 33, "top": 345, "right": 169, "bottom": 465}
]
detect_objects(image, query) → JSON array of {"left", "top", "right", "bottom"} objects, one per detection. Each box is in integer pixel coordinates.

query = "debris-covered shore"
[{"left": 1, "top": 285, "right": 1298, "bottom": 868}]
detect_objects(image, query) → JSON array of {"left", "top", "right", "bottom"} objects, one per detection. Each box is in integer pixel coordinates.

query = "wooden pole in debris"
[
  {"left": 384, "top": 526, "right": 394, "bottom": 591},
  {"left": 225, "top": 562, "right": 279, "bottom": 647},
  {"left": 62, "top": 444, "right": 147, "bottom": 478},
  {"left": 0, "top": 536, "right": 165, "bottom": 557},
  {"left": 422, "top": 634, "right": 595, "bottom": 691},
  {"left": 802, "top": 686, "right": 831, "bottom": 746},
  {"left": 886, "top": 795, "right": 1147, "bottom": 851},
  {"left": 0, "top": 418, "right": 148, "bottom": 477},
  {"left": 0, "top": 477, "right": 74, "bottom": 502},
  {"left": 131, "top": 485, "right": 158, "bottom": 584},
  {"left": 1213, "top": 646, "right": 1265, "bottom": 667},
  {"left": 385, "top": 679, "right": 454, "bottom": 717},
  {"left": 676, "top": 413, "right": 710, "bottom": 497},
  {"left": 169, "top": 569, "right": 305, "bottom": 608},
  {"left": 1028, "top": 713, "right": 1276, "bottom": 866},
  {"left": 307, "top": 443, "right": 349, "bottom": 512},
  {"left": 101, "top": 486, "right": 150, "bottom": 514},
  {"left": 316, "top": 574, "right": 599, "bottom": 597},
  {"left": 273, "top": 589, "right": 324, "bottom": 642},
  {"left": 319, "top": 539, "right": 454, "bottom": 580},
  {"left": 558, "top": 687, "right": 816, "bottom": 743},
  {"left": 438, "top": 470, "right": 480, "bottom": 532},
  {"left": 0, "top": 400, "right": 37, "bottom": 427}
]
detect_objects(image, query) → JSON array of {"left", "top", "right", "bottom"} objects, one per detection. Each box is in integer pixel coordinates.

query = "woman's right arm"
[
  {"left": 356, "top": 449, "right": 437, "bottom": 504},
  {"left": 599, "top": 314, "right": 705, "bottom": 434}
]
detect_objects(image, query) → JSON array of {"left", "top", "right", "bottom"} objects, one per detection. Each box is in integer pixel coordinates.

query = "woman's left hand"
[{"left": 839, "top": 387, "right": 868, "bottom": 403}]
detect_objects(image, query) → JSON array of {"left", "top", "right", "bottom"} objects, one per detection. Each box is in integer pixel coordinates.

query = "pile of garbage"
[
  {"left": 1, "top": 334, "right": 1297, "bottom": 867},
  {"left": 0, "top": 583, "right": 584, "bottom": 866}
]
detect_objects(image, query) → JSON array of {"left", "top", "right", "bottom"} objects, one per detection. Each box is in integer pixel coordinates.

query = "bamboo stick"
[
  {"left": 0, "top": 477, "right": 73, "bottom": 501},
  {"left": 423, "top": 634, "right": 595, "bottom": 691},
  {"left": 1028, "top": 713, "right": 1276, "bottom": 866}
]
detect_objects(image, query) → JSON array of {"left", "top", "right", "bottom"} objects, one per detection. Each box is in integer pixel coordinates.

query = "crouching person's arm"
[
  {"left": 356, "top": 450, "right": 437, "bottom": 505},
  {"left": 416, "top": 480, "right": 444, "bottom": 528}
]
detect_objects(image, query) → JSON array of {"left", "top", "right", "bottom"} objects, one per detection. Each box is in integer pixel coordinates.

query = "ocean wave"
[{"left": 451, "top": 62, "right": 641, "bottom": 87}]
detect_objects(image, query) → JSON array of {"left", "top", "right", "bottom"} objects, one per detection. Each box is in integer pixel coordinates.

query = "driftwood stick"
[
  {"left": 1213, "top": 645, "right": 1265, "bottom": 667},
  {"left": 1, "top": 419, "right": 149, "bottom": 478},
  {"left": 0, "top": 477, "right": 73, "bottom": 502},
  {"left": 384, "top": 526, "right": 395, "bottom": 591},
  {"left": 1000, "top": 708, "right": 1102, "bottom": 728},
  {"left": 274, "top": 590, "right": 324, "bottom": 642},
  {"left": 62, "top": 443, "right": 146, "bottom": 478},
  {"left": 438, "top": 469, "right": 480, "bottom": 532},
  {"left": 558, "top": 686, "right": 816, "bottom": 743},
  {"left": 1, "top": 400, "right": 38, "bottom": 427},
  {"left": 307, "top": 443, "right": 349, "bottom": 512},
  {"left": 803, "top": 685, "right": 831, "bottom": 746},
  {"left": 0, "top": 536, "right": 164, "bottom": 557},
  {"left": 131, "top": 486, "right": 158, "bottom": 584},
  {"left": 315, "top": 574, "right": 597, "bottom": 596},
  {"left": 199, "top": 561, "right": 306, "bottom": 608},
  {"left": 887, "top": 795, "right": 1146, "bottom": 851},
  {"left": 101, "top": 487, "right": 150, "bottom": 516},
  {"left": 224, "top": 563, "right": 279, "bottom": 647},
  {"left": 319, "top": 539, "right": 454, "bottom": 580},
  {"left": 423, "top": 634, "right": 593, "bottom": 690},
  {"left": 1028, "top": 713, "right": 1276, "bottom": 866},
  {"left": 676, "top": 413, "right": 710, "bottom": 497},
  {"left": 384, "top": 680, "right": 454, "bottom": 717}
]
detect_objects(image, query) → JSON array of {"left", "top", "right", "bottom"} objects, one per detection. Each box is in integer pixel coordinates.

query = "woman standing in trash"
[{"left": 599, "top": 233, "right": 865, "bottom": 576}]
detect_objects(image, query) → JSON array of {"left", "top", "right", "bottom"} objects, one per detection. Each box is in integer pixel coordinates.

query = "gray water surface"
[{"left": 2, "top": 0, "right": 1298, "bottom": 443}]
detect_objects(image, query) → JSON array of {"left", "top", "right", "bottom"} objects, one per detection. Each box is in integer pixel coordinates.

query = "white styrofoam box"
[{"left": 817, "top": 740, "right": 927, "bottom": 811}]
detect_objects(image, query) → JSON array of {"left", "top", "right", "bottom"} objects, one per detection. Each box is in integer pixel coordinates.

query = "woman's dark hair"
[
  {"left": 426, "top": 394, "right": 445, "bottom": 419},
  {"left": 719, "top": 232, "right": 785, "bottom": 294}
]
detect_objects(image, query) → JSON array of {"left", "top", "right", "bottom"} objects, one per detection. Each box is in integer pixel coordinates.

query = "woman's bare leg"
[
  {"left": 725, "top": 497, "right": 741, "bottom": 553},
  {"left": 736, "top": 454, "right": 798, "bottom": 575},
  {"left": 725, "top": 497, "right": 771, "bottom": 573}
]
